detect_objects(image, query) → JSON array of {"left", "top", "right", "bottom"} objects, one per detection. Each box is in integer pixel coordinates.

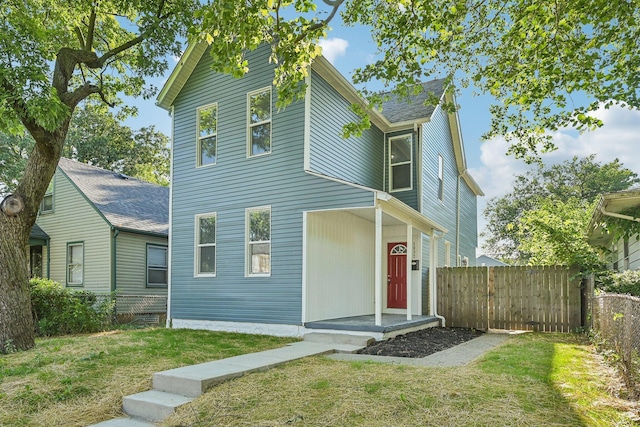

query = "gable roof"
[
  {"left": 379, "top": 79, "right": 446, "bottom": 123},
  {"left": 57, "top": 158, "right": 169, "bottom": 236},
  {"left": 156, "top": 42, "right": 482, "bottom": 196},
  {"left": 588, "top": 188, "right": 640, "bottom": 246}
]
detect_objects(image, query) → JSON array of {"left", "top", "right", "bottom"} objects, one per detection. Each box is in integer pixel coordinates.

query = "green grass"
[
  {"left": 1, "top": 330, "right": 637, "bottom": 426},
  {"left": 162, "top": 333, "right": 639, "bottom": 427},
  {"left": 0, "top": 328, "right": 296, "bottom": 426}
]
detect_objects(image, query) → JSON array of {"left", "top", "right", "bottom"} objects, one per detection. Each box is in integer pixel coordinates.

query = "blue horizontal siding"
[
  {"left": 170, "top": 45, "right": 375, "bottom": 325},
  {"left": 309, "top": 71, "right": 384, "bottom": 190}
]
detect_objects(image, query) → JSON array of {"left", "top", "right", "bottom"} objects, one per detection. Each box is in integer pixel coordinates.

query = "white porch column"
[
  {"left": 406, "top": 223, "right": 413, "bottom": 320},
  {"left": 374, "top": 207, "right": 383, "bottom": 326},
  {"left": 429, "top": 231, "right": 437, "bottom": 316}
]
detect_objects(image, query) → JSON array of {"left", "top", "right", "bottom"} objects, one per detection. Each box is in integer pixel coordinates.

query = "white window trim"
[
  {"left": 246, "top": 205, "right": 271, "bottom": 277},
  {"left": 438, "top": 154, "right": 444, "bottom": 202},
  {"left": 147, "top": 244, "right": 168, "bottom": 287},
  {"left": 196, "top": 103, "right": 218, "bottom": 168},
  {"left": 67, "top": 242, "right": 84, "bottom": 286},
  {"left": 389, "top": 134, "right": 413, "bottom": 192},
  {"left": 247, "top": 86, "right": 272, "bottom": 158},
  {"left": 194, "top": 212, "right": 217, "bottom": 277}
]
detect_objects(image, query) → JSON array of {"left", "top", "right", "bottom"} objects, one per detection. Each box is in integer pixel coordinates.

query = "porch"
[{"left": 305, "top": 314, "right": 441, "bottom": 340}]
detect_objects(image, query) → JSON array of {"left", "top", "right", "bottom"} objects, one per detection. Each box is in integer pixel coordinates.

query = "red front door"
[{"left": 387, "top": 242, "right": 407, "bottom": 309}]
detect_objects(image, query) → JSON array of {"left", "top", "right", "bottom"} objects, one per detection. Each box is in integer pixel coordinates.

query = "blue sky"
[{"left": 126, "top": 22, "right": 640, "bottom": 254}]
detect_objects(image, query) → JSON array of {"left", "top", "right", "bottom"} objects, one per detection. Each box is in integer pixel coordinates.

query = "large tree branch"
[{"left": 85, "top": 7, "right": 97, "bottom": 51}]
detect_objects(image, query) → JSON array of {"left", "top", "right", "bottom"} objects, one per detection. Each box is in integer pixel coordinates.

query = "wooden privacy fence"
[{"left": 437, "top": 266, "right": 583, "bottom": 332}]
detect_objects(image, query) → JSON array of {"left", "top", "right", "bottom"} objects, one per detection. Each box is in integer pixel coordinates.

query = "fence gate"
[{"left": 436, "top": 266, "right": 582, "bottom": 332}]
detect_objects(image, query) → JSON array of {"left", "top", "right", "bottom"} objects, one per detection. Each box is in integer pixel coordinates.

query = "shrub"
[
  {"left": 30, "top": 278, "right": 114, "bottom": 336},
  {"left": 596, "top": 270, "right": 640, "bottom": 296}
]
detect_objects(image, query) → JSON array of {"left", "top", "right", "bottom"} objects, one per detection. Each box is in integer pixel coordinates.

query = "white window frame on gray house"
[
  {"left": 389, "top": 134, "right": 413, "bottom": 192},
  {"left": 147, "top": 244, "right": 168, "bottom": 287},
  {"left": 197, "top": 103, "right": 218, "bottom": 167},
  {"left": 246, "top": 206, "right": 271, "bottom": 276},
  {"left": 247, "top": 87, "right": 272, "bottom": 157},
  {"left": 66, "top": 242, "right": 84, "bottom": 286},
  {"left": 195, "top": 213, "right": 217, "bottom": 277}
]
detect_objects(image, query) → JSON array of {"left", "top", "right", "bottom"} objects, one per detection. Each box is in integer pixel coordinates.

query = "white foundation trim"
[{"left": 172, "top": 319, "right": 307, "bottom": 337}]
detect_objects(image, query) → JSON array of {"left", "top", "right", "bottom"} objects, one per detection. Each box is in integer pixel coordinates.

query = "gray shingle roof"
[
  {"left": 57, "top": 158, "right": 169, "bottom": 236},
  {"left": 379, "top": 79, "right": 446, "bottom": 123}
]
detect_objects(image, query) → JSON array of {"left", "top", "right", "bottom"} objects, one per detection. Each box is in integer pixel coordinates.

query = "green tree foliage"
[
  {"left": 197, "top": 0, "right": 640, "bottom": 158},
  {"left": 1, "top": 104, "right": 170, "bottom": 191},
  {"left": 0, "top": 0, "right": 200, "bottom": 352},
  {"left": 483, "top": 155, "right": 639, "bottom": 264},
  {"left": 516, "top": 198, "right": 602, "bottom": 271}
]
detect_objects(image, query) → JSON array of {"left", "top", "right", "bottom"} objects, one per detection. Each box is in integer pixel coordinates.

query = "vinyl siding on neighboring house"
[
  {"left": 308, "top": 71, "right": 385, "bottom": 189},
  {"left": 170, "top": 45, "right": 375, "bottom": 325},
  {"left": 35, "top": 171, "right": 111, "bottom": 293},
  {"left": 609, "top": 236, "right": 640, "bottom": 271}
]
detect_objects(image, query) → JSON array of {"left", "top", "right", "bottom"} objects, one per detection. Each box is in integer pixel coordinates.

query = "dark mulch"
[{"left": 357, "top": 327, "right": 484, "bottom": 358}]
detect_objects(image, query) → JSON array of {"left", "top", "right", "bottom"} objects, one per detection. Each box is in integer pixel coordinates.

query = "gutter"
[
  {"left": 600, "top": 207, "right": 640, "bottom": 223},
  {"left": 111, "top": 228, "right": 119, "bottom": 292}
]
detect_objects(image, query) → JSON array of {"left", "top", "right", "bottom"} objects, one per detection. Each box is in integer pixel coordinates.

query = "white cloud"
[
  {"left": 472, "top": 105, "right": 640, "bottom": 253},
  {"left": 318, "top": 38, "right": 349, "bottom": 64}
]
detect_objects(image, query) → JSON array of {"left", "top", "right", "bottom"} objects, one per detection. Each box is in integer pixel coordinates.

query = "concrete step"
[
  {"left": 88, "top": 417, "right": 156, "bottom": 426},
  {"left": 122, "top": 390, "right": 193, "bottom": 422},
  {"left": 304, "top": 332, "right": 376, "bottom": 347}
]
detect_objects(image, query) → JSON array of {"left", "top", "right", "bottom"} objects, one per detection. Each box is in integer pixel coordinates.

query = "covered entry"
[{"left": 303, "top": 192, "right": 447, "bottom": 329}]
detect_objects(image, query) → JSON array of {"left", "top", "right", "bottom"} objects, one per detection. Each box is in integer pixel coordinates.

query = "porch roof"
[{"left": 588, "top": 189, "right": 640, "bottom": 246}]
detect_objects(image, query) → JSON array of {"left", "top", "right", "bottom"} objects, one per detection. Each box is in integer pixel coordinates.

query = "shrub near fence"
[{"left": 591, "top": 293, "right": 640, "bottom": 398}]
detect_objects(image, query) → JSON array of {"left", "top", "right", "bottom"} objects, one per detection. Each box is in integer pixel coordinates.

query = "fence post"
[{"left": 487, "top": 266, "right": 494, "bottom": 330}]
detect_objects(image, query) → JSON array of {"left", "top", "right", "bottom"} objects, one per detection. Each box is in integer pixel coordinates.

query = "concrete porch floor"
[{"left": 305, "top": 314, "right": 440, "bottom": 338}]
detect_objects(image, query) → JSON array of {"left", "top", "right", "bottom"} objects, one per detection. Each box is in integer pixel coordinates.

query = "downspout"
[
  {"left": 429, "top": 230, "right": 446, "bottom": 326},
  {"left": 600, "top": 207, "right": 640, "bottom": 223},
  {"left": 456, "top": 174, "right": 461, "bottom": 264},
  {"left": 45, "top": 237, "right": 50, "bottom": 278},
  {"left": 111, "top": 228, "right": 119, "bottom": 292}
]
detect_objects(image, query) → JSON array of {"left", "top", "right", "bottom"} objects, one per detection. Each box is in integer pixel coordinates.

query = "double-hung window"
[
  {"left": 197, "top": 104, "right": 218, "bottom": 166},
  {"left": 389, "top": 134, "right": 412, "bottom": 191},
  {"left": 248, "top": 87, "right": 272, "bottom": 156},
  {"left": 247, "top": 207, "right": 271, "bottom": 275},
  {"left": 195, "top": 213, "right": 216, "bottom": 276},
  {"left": 147, "top": 245, "right": 168, "bottom": 287},
  {"left": 67, "top": 242, "right": 84, "bottom": 286}
]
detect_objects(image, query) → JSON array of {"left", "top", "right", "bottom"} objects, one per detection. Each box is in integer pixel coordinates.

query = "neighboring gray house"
[
  {"left": 476, "top": 255, "right": 509, "bottom": 267},
  {"left": 588, "top": 189, "right": 640, "bottom": 271},
  {"left": 29, "top": 158, "right": 169, "bottom": 312},
  {"left": 157, "top": 43, "right": 483, "bottom": 338}
]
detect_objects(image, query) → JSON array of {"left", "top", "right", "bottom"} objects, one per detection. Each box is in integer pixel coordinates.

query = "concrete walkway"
[{"left": 87, "top": 332, "right": 510, "bottom": 426}]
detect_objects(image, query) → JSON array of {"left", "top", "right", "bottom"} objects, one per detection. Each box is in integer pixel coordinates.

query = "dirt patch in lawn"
[{"left": 357, "top": 327, "right": 484, "bottom": 358}]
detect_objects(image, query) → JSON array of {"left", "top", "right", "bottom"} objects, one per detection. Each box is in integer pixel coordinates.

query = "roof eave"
[{"left": 157, "top": 40, "right": 208, "bottom": 110}]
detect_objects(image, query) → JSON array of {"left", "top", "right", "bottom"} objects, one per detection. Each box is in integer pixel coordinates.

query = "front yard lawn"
[{"left": 1, "top": 330, "right": 637, "bottom": 426}]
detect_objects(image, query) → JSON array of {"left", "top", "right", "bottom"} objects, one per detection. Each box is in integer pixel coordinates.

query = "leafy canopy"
[
  {"left": 483, "top": 155, "right": 639, "bottom": 263},
  {"left": 197, "top": 0, "right": 640, "bottom": 158}
]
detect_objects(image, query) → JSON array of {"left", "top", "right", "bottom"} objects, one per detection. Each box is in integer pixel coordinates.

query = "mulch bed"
[{"left": 357, "top": 327, "right": 484, "bottom": 358}]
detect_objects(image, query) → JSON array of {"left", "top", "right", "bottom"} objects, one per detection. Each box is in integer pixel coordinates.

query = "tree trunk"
[{"left": 0, "top": 125, "right": 68, "bottom": 353}]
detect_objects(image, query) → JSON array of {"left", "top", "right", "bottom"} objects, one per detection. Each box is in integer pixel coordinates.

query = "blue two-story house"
[{"left": 157, "top": 42, "right": 483, "bottom": 338}]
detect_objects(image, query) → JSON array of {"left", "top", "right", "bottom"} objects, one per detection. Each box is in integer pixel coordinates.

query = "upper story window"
[
  {"left": 247, "top": 206, "right": 271, "bottom": 276},
  {"left": 438, "top": 155, "right": 444, "bottom": 201},
  {"left": 67, "top": 242, "right": 84, "bottom": 286},
  {"left": 195, "top": 213, "right": 216, "bottom": 276},
  {"left": 389, "top": 134, "right": 413, "bottom": 192},
  {"left": 40, "top": 178, "right": 54, "bottom": 213},
  {"left": 147, "top": 245, "right": 168, "bottom": 287},
  {"left": 197, "top": 104, "right": 218, "bottom": 166},
  {"left": 248, "top": 87, "right": 272, "bottom": 157}
]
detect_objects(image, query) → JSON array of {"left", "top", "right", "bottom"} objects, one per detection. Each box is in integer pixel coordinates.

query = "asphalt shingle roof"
[
  {"left": 379, "top": 79, "right": 447, "bottom": 123},
  {"left": 57, "top": 158, "right": 169, "bottom": 236}
]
